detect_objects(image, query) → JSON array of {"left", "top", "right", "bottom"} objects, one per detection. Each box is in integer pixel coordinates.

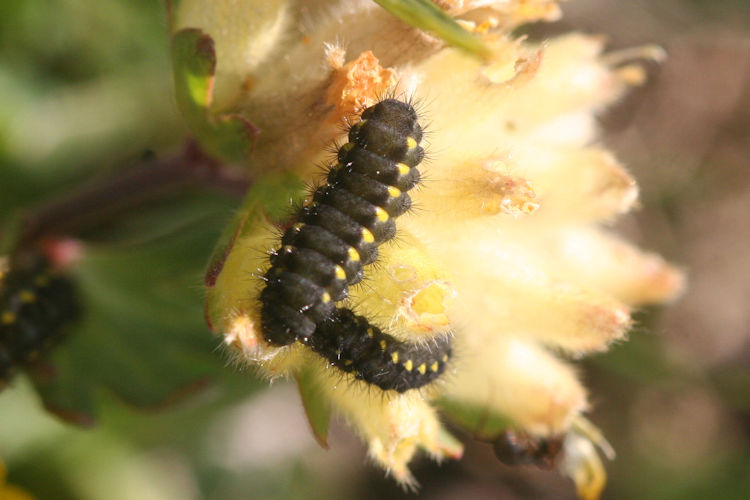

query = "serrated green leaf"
[
  {"left": 374, "top": 0, "right": 490, "bottom": 59},
  {"left": 438, "top": 397, "right": 512, "bottom": 440},
  {"left": 295, "top": 365, "right": 331, "bottom": 449}
]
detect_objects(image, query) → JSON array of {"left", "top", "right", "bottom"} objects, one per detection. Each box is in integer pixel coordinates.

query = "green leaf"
[
  {"left": 374, "top": 0, "right": 490, "bottom": 59},
  {"left": 171, "top": 28, "right": 258, "bottom": 163},
  {"left": 171, "top": 28, "right": 215, "bottom": 121},
  {"left": 28, "top": 211, "right": 230, "bottom": 425},
  {"left": 210, "top": 113, "right": 259, "bottom": 166},
  {"left": 437, "top": 397, "right": 512, "bottom": 440},
  {"left": 295, "top": 365, "right": 331, "bottom": 449}
]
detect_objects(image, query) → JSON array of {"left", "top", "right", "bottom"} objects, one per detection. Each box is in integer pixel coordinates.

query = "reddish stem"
[{"left": 15, "top": 140, "right": 251, "bottom": 250}]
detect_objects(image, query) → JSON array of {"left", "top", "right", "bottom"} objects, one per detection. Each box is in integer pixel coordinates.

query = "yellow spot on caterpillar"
[
  {"left": 391, "top": 352, "right": 399, "bottom": 363},
  {"left": 367, "top": 327, "right": 375, "bottom": 338},
  {"left": 361, "top": 227, "right": 375, "bottom": 243},
  {"left": 321, "top": 292, "right": 331, "bottom": 303},
  {"left": 431, "top": 361, "right": 439, "bottom": 372},
  {"left": 406, "top": 137, "right": 418, "bottom": 149},
  {"left": 1, "top": 311, "right": 15, "bottom": 324},
  {"left": 282, "top": 245, "right": 294, "bottom": 253},
  {"left": 334, "top": 265, "right": 346, "bottom": 280},
  {"left": 379, "top": 339, "right": 387, "bottom": 350},
  {"left": 418, "top": 363, "right": 427, "bottom": 375},
  {"left": 348, "top": 247, "right": 360, "bottom": 262},
  {"left": 442, "top": 354, "right": 449, "bottom": 363},
  {"left": 19, "top": 290, "right": 36, "bottom": 303},
  {"left": 374, "top": 207, "right": 389, "bottom": 222},
  {"left": 387, "top": 186, "right": 401, "bottom": 197},
  {"left": 341, "top": 142, "right": 355, "bottom": 153},
  {"left": 404, "top": 360, "right": 414, "bottom": 372},
  {"left": 344, "top": 359, "right": 353, "bottom": 366},
  {"left": 292, "top": 222, "right": 305, "bottom": 231},
  {"left": 34, "top": 275, "right": 50, "bottom": 287},
  {"left": 397, "top": 163, "right": 410, "bottom": 175}
]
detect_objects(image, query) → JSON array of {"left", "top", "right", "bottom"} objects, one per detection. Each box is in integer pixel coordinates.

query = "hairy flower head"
[{"left": 173, "top": 1, "right": 685, "bottom": 497}]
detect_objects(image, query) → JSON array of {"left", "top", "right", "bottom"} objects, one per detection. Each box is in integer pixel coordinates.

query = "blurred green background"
[{"left": 1, "top": 1, "right": 750, "bottom": 499}]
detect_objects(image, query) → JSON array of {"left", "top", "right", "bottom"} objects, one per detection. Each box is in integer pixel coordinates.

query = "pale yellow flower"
[{"left": 173, "top": 1, "right": 684, "bottom": 498}]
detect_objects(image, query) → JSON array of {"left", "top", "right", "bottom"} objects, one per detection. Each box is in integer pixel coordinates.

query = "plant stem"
[{"left": 16, "top": 140, "right": 252, "bottom": 250}]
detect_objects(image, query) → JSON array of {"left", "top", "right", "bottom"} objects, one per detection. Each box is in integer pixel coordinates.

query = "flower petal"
[
  {"left": 414, "top": 146, "right": 637, "bottom": 224},
  {"left": 347, "top": 231, "right": 456, "bottom": 339},
  {"left": 414, "top": 219, "right": 632, "bottom": 353},
  {"left": 514, "top": 226, "right": 687, "bottom": 306},
  {"left": 508, "top": 146, "right": 638, "bottom": 224},
  {"left": 447, "top": 338, "right": 587, "bottom": 435},
  {"left": 308, "top": 357, "right": 459, "bottom": 488}
]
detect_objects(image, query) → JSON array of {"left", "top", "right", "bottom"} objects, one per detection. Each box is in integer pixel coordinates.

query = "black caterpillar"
[
  {"left": 260, "top": 98, "right": 424, "bottom": 345},
  {"left": 310, "top": 309, "right": 451, "bottom": 393},
  {"left": 259, "top": 98, "right": 452, "bottom": 392},
  {"left": 0, "top": 257, "right": 80, "bottom": 386}
]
